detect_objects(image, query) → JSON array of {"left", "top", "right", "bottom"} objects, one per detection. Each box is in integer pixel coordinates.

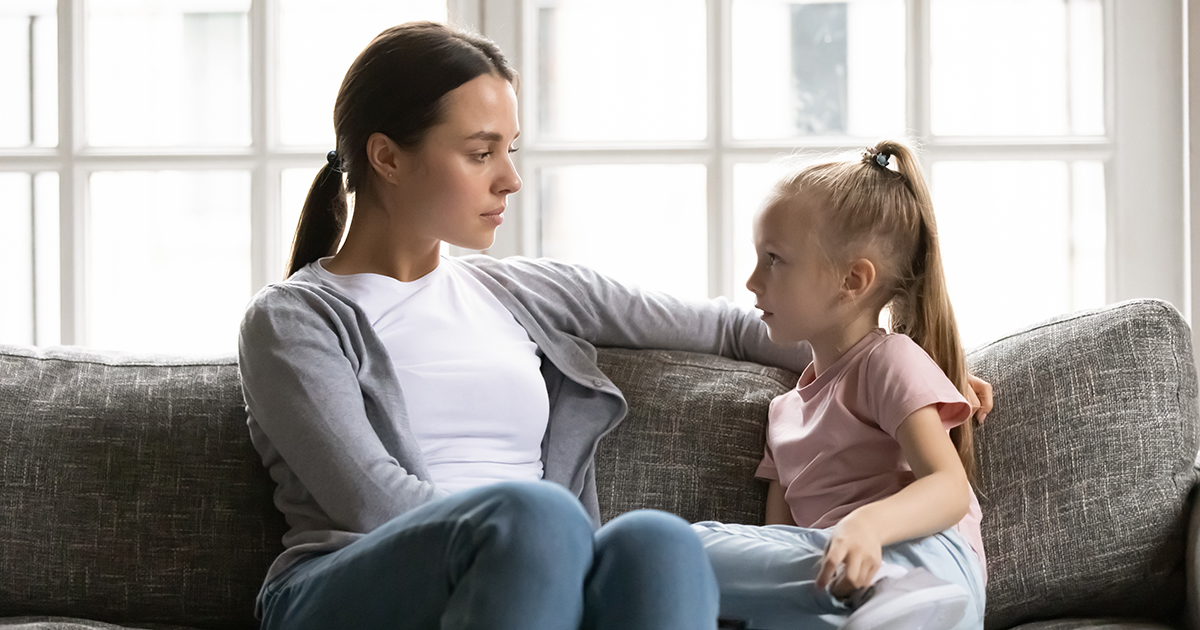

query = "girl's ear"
[{"left": 841, "top": 258, "right": 877, "bottom": 299}]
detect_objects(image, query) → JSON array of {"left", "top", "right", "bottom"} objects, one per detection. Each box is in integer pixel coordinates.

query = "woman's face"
[{"left": 388, "top": 73, "right": 522, "bottom": 251}]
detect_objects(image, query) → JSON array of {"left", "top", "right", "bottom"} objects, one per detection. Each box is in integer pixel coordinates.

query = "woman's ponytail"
[
  {"left": 876, "top": 141, "right": 975, "bottom": 482},
  {"left": 286, "top": 157, "right": 348, "bottom": 278}
]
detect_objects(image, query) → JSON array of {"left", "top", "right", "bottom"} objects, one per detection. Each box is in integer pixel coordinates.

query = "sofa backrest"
[
  {"left": 593, "top": 347, "right": 796, "bottom": 525},
  {"left": 0, "top": 346, "right": 284, "bottom": 630},
  {"left": 967, "top": 299, "right": 1198, "bottom": 628}
]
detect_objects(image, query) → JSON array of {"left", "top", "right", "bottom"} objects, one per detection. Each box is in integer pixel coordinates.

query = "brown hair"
[
  {"left": 286, "top": 22, "right": 517, "bottom": 277},
  {"left": 773, "top": 140, "right": 975, "bottom": 480}
]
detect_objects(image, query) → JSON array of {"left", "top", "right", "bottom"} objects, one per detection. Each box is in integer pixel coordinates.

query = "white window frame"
[
  {"left": 468, "top": 0, "right": 1187, "bottom": 325},
  {"left": 0, "top": 0, "right": 1187, "bottom": 349}
]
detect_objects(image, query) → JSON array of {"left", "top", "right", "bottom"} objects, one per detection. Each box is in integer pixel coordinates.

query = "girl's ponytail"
[
  {"left": 873, "top": 141, "right": 975, "bottom": 482},
  {"left": 286, "top": 156, "right": 348, "bottom": 278}
]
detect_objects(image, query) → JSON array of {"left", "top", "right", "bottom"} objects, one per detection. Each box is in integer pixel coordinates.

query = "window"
[
  {"left": 0, "top": 0, "right": 446, "bottom": 352},
  {"left": 503, "top": 0, "right": 1143, "bottom": 349},
  {"left": 0, "top": 0, "right": 1187, "bottom": 353}
]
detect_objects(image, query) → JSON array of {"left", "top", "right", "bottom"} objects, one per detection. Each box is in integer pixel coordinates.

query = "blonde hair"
[{"left": 771, "top": 139, "right": 975, "bottom": 481}]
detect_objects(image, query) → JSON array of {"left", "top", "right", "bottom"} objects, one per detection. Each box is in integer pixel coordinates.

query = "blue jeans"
[
  {"left": 691, "top": 522, "right": 986, "bottom": 630},
  {"left": 260, "top": 481, "right": 720, "bottom": 630}
]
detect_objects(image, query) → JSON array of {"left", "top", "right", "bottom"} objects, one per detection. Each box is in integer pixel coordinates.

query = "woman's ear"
[
  {"left": 841, "top": 258, "right": 877, "bottom": 300},
  {"left": 365, "top": 132, "right": 402, "bottom": 183}
]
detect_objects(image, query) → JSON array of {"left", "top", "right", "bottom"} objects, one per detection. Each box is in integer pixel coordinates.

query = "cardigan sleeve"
[
  {"left": 238, "top": 284, "right": 445, "bottom": 534},
  {"left": 470, "top": 256, "right": 812, "bottom": 374}
]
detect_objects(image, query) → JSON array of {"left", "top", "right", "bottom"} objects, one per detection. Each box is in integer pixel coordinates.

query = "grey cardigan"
[{"left": 238, "top": 255, "right": 811, "bottom": 586}]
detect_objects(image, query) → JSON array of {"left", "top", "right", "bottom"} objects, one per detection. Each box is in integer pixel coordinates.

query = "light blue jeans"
[
  {"left": 692, "top": 521, "right": 985, "bottom": 630},
  {"left": 259, "top": 481, "right": 720, "bottom": 630}
]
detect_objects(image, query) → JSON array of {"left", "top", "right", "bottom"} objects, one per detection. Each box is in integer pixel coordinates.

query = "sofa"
[{"left": 0, "top": 298, "right": 1196, "bottom": 629}]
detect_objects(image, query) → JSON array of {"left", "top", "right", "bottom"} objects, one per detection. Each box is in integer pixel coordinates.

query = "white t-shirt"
[{"left": 311, "top": 256, "right": 549, "bottom": 494}]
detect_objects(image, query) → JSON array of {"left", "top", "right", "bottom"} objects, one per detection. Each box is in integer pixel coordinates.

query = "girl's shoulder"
[{"left": 858, "top": 331, "right": 948, "bottom": 390}]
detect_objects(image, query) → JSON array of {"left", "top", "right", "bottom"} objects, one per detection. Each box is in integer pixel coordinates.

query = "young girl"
[{"left": 694, "top": 141, "right": 987, "bottom": 630}]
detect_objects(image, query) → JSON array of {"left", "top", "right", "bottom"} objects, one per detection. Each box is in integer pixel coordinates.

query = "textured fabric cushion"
[
  {"left": 1007, "top": 621, "right": 1174, "bottom": 630},
  {"left": 968, "top": 299, "right": 1198, "bottom": 628},
  {"left": 0, "top": 616, "right": 199, "bottom": 629},
  {"left": 593, "top": 348, "right": 798, "bottom": 525},
  {"left": 0, "top": 346, "right": 285, "bottom": 630}
]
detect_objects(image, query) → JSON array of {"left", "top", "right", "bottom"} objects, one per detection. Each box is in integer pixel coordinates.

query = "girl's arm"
[
  {"left": 764, "top": 480, "right": 798, "bottom": 526},
  {"left": 815, "top": 404, "right": 969, "bottom": 592}
]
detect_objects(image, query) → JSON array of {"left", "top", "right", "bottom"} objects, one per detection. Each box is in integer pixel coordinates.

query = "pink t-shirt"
[{"left": 756, "top": 329, "right": 987, "bottom": 581}]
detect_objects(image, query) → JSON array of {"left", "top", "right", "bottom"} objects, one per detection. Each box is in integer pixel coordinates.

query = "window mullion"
[
  {"left": 711, "top": 0, "right": 728, "bottom": 299},
  {"left": 58, "top": 0, "right": 83, "bottom": 345},
  {"left": 908, "top": 0, "right": 931, "bottom": 170},
  {"left": 250, "top": 0, "right": 277, "bottom": 289}
]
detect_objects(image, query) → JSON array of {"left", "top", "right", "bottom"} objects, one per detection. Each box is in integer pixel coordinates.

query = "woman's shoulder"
[{"left": 241, "top": 273, "right": 367, "bottom": 344}]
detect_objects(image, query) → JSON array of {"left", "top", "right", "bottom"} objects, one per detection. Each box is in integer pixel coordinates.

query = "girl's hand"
[
  {"left": 966, "top": 373, "right": 993, "bottom": 422},
  {"left": 815, "top": 511, "right": 883, "bottom": 597}
]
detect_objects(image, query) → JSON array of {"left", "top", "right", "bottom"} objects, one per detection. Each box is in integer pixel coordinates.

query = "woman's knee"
[
  {"left": 472, "top": 481, "right": 594, "bottom": 560},
  {"left": 596, "top": 509, "right": 708, "bottom": 568}
]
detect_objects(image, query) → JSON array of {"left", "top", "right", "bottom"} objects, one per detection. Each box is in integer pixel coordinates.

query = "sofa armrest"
[{"left": 1188, "top": 476, "right": 1200, "bottom": 630}]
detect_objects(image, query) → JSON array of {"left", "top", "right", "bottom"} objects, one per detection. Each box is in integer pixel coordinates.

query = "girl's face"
[
  {"left": 388, "top": 73, "right": 522, "bottom": 251},
  {"left": 745, "top": 194, "right": 844, "bottom": 345}
]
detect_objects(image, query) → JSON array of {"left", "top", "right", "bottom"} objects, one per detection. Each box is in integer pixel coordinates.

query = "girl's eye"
[
  {"left": 508, "top": 147, "right": 520, "bottom": 155},
  {"left": 473, "top": 152, "right": 492, "bottom": 162},
  {"left": 766, "top": 253, "right": 780, "bottom": 265}
]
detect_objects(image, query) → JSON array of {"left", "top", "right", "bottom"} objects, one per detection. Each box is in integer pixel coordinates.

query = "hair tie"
[
  {"left": 326, "top": 150, "right": 344, "bottom": 173},
  {"left": 874, "top": 151, "right": 890, "bottom": 169}
]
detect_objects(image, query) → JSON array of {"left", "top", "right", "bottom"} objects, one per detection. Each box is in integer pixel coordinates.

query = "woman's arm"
[
  {"left": 240, "top": 286, "right": 443, "bottom": 534},
  {"left": 471, "top": 256, "right": 812, "bottom": 372},
  {"left": 815, "top": 404, "right": 969, "bottom": 592},
  {"left": 764, "top": 480, "right": 797, "bottom": 526}
]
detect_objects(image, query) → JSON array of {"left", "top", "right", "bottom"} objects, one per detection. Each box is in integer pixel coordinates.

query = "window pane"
[
  {"left": 281, "top": 166, "right": 321, "bottom": 274},
  {"left": 278, "top": 0, "right": 447, "bottom": 147},
  {"left": 732, "top": 160, "right": 794, "bottom": 304},
  {"left": 931, "top": 0, "right": 1104, "bottom": 136},
  {"left": 0, "top": 174, "right": 34, "bottom": 344},
  {"left": 0, "top": 1, "right": 57, "bottom": 148},
  {"left": 532, "top": 0, "right": 706, "bottom": 143},
  {"left": 88, "top": 170, "right": 250, "bottom": 353},
  {"left": 85, "top": 0, "right": 251, "bottom": 147},
  {"left": 540, "top": 164, "right": 707, "bottom": 299},
  {"left": 0, "top": 171, "right": 59, "bottom": 346},
  {"left": 932, "top": 161, "right": 1106, "bottom": 348},
  {"left": 732, "top": 0, "right": 905, "bottom": 140}
]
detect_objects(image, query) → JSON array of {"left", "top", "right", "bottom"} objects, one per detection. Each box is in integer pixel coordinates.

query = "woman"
[{"left": 238, "top": 21, "right": 990, "bottom": 630}]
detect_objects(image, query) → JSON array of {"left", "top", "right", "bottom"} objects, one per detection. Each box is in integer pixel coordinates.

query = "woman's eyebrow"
[{"left": 465, "top": 130, "right": 521, "bottom": 142}]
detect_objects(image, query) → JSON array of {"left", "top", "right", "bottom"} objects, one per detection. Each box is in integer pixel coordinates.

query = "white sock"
[{"left": 869, "top": 562, "right": 908, "bottom": 585}]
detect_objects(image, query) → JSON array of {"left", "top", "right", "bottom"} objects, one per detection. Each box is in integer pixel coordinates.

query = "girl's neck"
[
  {"left": 323, "top": 196, "right": 441, "bottom": 282},
  {"left": 808, "top": 310, "right": 881, "bottom": 377}
]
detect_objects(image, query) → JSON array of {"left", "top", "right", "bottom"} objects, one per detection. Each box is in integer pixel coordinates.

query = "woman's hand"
[
  {"left": 816, "top": 511, "right": 883, "bottom": 598},
  {"left": 966, "top": 373, "right": 993, "bottom": 422}
]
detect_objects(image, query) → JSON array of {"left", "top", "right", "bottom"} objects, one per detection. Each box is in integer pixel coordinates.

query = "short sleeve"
[
  {"left": 755, "top": 443, "right": 779, "bottom": 481},
  {"left": 864, "top": 335, "right": 971, "bottom": 437}
]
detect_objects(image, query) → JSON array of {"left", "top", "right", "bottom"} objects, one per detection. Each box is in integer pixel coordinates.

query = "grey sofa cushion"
[
  {"left": 968, "top": 299, "right": 1198, "bottom": 628},
  {"left": 0, "top": 616, "right": 197, "bottom": 629},
  {"left": 594, "top": 347, "right": 798, "bottom": 525},
  {"left": 1007, "top": 621, "right": 1173, "bottom": 630},
  {"left": 0, "top": 347, "right": 283, "bottom": 630}
]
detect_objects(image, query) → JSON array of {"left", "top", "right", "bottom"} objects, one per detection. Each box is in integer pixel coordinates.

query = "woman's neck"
[{"left": 323, "top": 197, "right": 441, "bottom": 282}]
